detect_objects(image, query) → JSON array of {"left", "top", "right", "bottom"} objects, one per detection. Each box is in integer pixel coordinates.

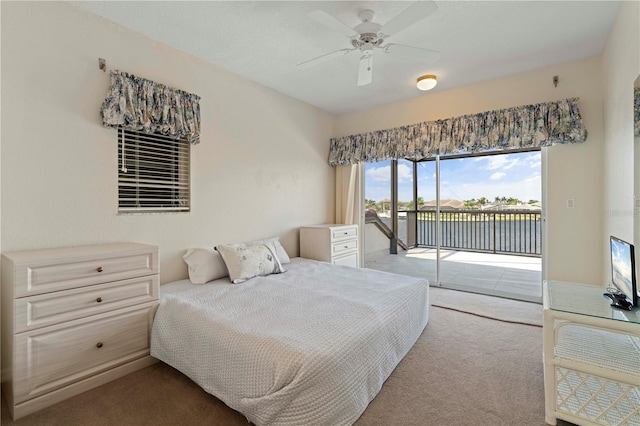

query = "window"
[{"left": 118, "top": 128, "right": 190, "bottom": 213}]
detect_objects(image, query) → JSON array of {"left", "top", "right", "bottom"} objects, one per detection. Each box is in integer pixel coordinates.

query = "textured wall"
[
  {"left": 335, "top": 56, "right": 605, "bottom": 285},
  {"left": 0, "top": 2, "right": 336, "bottom": 284},
  {"left": 601, "top": 0, "right": 640, "bottom": 285}
]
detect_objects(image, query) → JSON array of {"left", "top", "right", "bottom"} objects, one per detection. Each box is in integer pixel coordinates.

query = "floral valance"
[
  {"left": 329, "top": 97, "right": 587, "bottom": 166},
  {"left": 634, "top": 86, "right": 640, "bottom": 138},
  {"left": 101, "top": 70, "right": 201, "bottom": 144}
]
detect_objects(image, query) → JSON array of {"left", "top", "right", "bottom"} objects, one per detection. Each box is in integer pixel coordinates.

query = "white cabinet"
[
  {"left": 300, "top": 224, "right": 359, "bottom": 268},
  {"left": 1, "top": 242, "right": 160, "bottom": 420}
]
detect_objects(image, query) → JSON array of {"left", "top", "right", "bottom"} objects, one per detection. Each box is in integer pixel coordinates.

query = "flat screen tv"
[{"left": 608, "top": 236, "right": 638, "bottom": 309}]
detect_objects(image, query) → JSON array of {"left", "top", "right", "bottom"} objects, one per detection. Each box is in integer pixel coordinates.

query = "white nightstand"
[{"left": 300, "top": 224, "right": 359, "bottom": 267}]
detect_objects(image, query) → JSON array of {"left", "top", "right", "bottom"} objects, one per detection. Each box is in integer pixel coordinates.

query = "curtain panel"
[
  {"left": 101, "top": 70, "right": 201, "bottom": 144},
  {"left": 634, "top": 87, "right": 640, "bottom": 138},
  {"left": 329, "top": 97, "right": 587, "bottom": 166},
  {"left": 335, "top": 164, "right": 363, "bottom": 226}
]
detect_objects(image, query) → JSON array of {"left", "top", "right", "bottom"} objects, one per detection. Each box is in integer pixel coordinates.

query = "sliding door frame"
[{"left": 411, "top": 147, "right": 543, "bottom": 294}]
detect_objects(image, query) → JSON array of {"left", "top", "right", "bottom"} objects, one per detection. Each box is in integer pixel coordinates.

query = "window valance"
[
  {"left": 329, "top": 97, "right": 587, "bottom": 166},
  {"left": 634, "top": 87, "right": 640, "bottom": 138},
  {"left": 101, "top": 70, "right": 201, "bottom": 144}
]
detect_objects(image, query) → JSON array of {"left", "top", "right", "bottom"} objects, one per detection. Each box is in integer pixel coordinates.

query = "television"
[{"left": 606, "top": 236, "right": 638, "bottom": 310}]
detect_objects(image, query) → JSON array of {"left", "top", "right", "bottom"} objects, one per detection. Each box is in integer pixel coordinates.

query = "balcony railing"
[{"left": 403, "top": 209, "right": 542, "bottom": 257}]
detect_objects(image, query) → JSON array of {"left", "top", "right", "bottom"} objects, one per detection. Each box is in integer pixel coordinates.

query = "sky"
[
  {"left": 610, "top": 237, "right": 633, "bottom": 294},
  {"left": 365, "top": 151, "right": 541, "bottom": 204}
]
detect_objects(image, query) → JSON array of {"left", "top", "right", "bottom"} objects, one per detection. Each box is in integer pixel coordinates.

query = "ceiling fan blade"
[
  {"left": 379, "top": 1, "right": 438, "bottom": 38},
  {"left": 297, "top": 48, "right": 356, "bottom": 69},
  {"left": 308, "top": 10, "right": 358, "bottom": 38},
  {"left": 383, "top": 43, "right": 442, "bottom": 64},
  {"left": 357, "top": 53, "right": 373, "bottom": 86}
]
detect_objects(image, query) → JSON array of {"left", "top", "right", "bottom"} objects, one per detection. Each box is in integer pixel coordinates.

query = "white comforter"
[{"left": 151, "top": 258, "right": 429, "bottom": 426}]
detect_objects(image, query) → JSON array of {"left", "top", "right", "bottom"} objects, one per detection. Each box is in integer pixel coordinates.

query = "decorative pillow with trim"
[
  {"left": 249, "top": 237, "right": 291, "bottom": 264},
  {"left": 216, "top": 241, "right": 285, "bottom": 284}
]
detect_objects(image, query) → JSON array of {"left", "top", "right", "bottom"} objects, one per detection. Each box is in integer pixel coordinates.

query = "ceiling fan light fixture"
[{"left": 417, "top": 74, "right": 437, "bottom": 91}]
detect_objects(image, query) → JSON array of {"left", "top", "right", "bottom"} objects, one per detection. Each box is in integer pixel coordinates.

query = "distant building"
[
  {"left": 481, "top": 202, "right": 541, "bottom": 211},
  {"left": 420, "top": 199, "right": 464, "bottom": 209}
]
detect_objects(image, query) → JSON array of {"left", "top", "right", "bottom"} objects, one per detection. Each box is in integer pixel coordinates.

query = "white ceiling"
[{"left": 74, "top": 1, "right": 620, "bottom": 115}]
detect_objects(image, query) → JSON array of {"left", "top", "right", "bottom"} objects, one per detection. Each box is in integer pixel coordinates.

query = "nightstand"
[{"left": 300, "top": 224, "right": 359, "bottom": 267}]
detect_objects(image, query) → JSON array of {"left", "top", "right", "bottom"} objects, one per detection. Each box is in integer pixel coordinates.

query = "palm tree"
[
  {"left": 463, "top": 199, "right": 477, "bottom": 208},
  {"left": 506, "top": 197, "right": 522, "bottom": 205},
  {"left": 407, "top": 196, "right": 425, "bottom": 210}
]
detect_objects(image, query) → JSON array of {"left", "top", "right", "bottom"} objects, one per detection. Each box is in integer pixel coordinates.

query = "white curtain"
[
  {"left": 335, "top": 164, "right": 363, "bottom": 265},
  {"left": 335, "top": 164, "right": 362, "bottom": 224}
]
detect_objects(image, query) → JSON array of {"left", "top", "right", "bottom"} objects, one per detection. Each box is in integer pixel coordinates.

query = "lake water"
[{"left": 381, "top": 217, "right": 542, "bottom": 255}]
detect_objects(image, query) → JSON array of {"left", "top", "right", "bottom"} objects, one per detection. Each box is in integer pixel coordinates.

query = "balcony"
[{"left": 364, "top": 208, "right": 542, "bottom": 302}]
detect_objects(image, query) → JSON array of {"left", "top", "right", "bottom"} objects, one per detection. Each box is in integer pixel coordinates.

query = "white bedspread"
[{"left": 151, "top": 258, "right": 429, "bottom": 426}]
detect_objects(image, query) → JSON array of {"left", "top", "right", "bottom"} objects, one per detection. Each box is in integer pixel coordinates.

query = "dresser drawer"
[
  {"left": 12, "top": 303, "right": 156, "bottom": 403},
  {"left": 331, "top": 226, "right": 358, "bottom": 241},
  {"left": 14, "top": 275, "right": 159, "bottom": 333},
  {"left": 332, "top": 252, "right": 359, "bottom": 268},
  {"left": 7, "top": 245, "right": 158, "bottom": 298},
  {"left": 332, "top": 239, "right": 358, "bottom": 255}
]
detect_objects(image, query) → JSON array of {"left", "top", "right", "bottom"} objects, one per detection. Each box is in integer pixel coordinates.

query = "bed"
[{"left": 151, "top": 257, "right": 429, "bottom": 426}]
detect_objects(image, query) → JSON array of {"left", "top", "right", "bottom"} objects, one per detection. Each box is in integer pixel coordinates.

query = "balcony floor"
[{"left": 364, "top": 248, "right": 542, "bottom": 303}]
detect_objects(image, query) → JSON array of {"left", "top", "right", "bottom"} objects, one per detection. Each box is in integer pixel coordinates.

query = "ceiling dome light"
[{"left": 417, "top": 74, "right": 437, "bottom": 91}]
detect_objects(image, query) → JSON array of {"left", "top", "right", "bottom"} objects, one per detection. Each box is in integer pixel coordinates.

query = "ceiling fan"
[{"left": 297, "top": 1, "right": 441, "bottom": 86}]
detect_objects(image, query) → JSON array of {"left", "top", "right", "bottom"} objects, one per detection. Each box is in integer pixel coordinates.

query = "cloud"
[
  {"left": 366, "top": 164, "right": 412, "bottom": 183},
  {"left": 368, "top": 151, "right": 542, "bottom": 202},
  {"left": 438, "top": 173, "right": 541, "bottom": 202},
  {"left": 524, "top": 171, "right": 540, "bottom": 183},
  {"left": 486, "top": 157, "right": 508, "bottom": 170},
  {"left": 527, "top": 157, "right": 541, "bottom": 168},
  {"left": 477, "top": 155, "right": 520, "bottom": 170},
  {"left": 398, "top": 164, "right": 412, "bottom": 183},
  {"left": 366, "top": 166, "right": 391, "bottom": 183},
  {"left": 513, "top": 152, "right": 541, "bottom": 169}
]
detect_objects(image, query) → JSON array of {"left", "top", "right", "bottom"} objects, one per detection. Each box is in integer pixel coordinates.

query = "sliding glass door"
[
  {"left": 363, "top": 160, "right": 392, "bottom": 264},
  {"left": 364, "top": 149, "right": 543, "bottom": 302},
  {"left": 433, "top": 151, "right": 543, "bottom": 301}
]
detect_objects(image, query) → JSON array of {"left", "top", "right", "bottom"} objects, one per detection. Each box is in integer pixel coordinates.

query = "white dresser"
[
  {"left": 300, "top": 224, "right": 359, "bottom": 267},
  {"left": 1, "top": 242, "right": 160, "bottom": 420}
]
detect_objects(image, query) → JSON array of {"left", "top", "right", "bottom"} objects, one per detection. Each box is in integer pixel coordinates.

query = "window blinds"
[{"left": 118, "top": 128, "right": 190, "bottom": 213}]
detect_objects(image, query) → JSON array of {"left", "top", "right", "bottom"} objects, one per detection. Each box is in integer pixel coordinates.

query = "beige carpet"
[
  {"left": 1, "top": 289, "right": 573, "bottom": 426},
  {"left": 429, "top": 286, "right": 543, "bottom": 327}
]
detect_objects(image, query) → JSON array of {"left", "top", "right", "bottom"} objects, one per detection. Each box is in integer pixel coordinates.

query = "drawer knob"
[
  {"left": 344, "top": 232, "right": 348, "bottom": 235},
  {"left": 344, "top": 245, "right": 349, "bottom": 248},
  {"left": 96, "top": 267, "right": 104, "bottom": 273},
  {"left": 96, "top": 297, "right": 103, "bottom": 303},
  {"left": 96, "top": 342, "right": 104, "bottom": 349}
]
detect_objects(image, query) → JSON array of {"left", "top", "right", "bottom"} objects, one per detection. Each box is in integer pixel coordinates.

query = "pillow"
[
  {"left": 216, "top": 241, "right": 285, "bottom": 284},
  {"left": 248, "top": 237, "right": 291, "bottom": 264},
  {"left": 183, "top": 247, "right": 229, "bottom": 284}
]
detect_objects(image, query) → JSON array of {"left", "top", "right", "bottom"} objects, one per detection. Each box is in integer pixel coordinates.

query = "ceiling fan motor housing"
[
  {"left": 351, "top": 33, "right": 384, "bottom": 51},
  {"left": 352, "top": 10, "right": 384, "bottom": 52}
]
